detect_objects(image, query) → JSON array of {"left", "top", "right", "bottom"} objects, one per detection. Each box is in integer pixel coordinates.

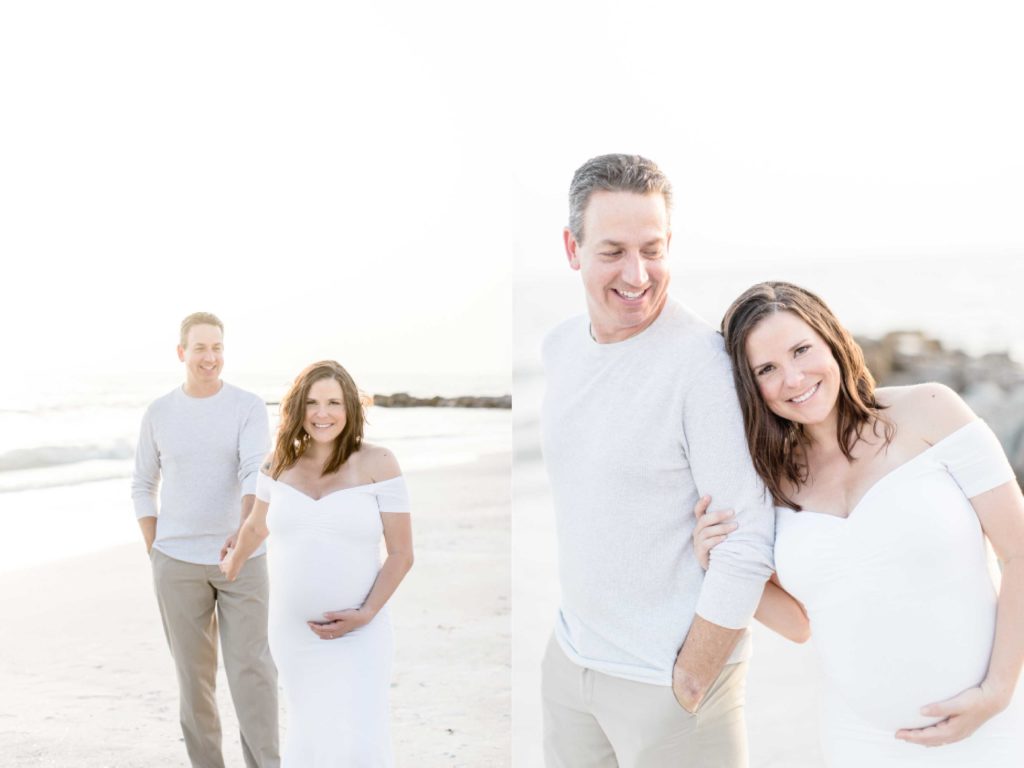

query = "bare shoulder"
[
  {"left": 878, "top": 383, "right": 976, "bottom": 444},
  {"left": 356, "top": 442, "right": 402, "bottom": 482}
]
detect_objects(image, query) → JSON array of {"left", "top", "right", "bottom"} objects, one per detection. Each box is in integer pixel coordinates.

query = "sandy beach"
[{"left": 0, "top": 449, "right": 510, "bottom": 767}]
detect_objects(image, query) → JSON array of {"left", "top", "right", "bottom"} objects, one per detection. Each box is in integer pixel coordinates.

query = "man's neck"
[{"left": 182, "top": 379, "right": 224, "bottom": 398}]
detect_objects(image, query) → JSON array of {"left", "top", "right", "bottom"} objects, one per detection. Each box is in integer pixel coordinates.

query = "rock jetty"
[
  {"left": 371, "top": 392, "right": 511, "bottom": 409},
  {"left": 858, "top": 331, "right": 1024, "bottom": 483}
]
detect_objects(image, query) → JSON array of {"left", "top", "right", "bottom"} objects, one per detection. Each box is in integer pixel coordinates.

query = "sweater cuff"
[
  {"left": 695, "top": 568, "right": 766, "bottom": 630},
  {"left": 133, "top": 496, "right": 158, "bottom": 520}
]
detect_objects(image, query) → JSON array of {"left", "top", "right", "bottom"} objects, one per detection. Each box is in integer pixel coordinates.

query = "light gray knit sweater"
[
  {"left": 131, "top": 382, "right": 270, "bottom": 565},
  {"left": 542, "top": 298, "right": 775, "bottom": 685}
]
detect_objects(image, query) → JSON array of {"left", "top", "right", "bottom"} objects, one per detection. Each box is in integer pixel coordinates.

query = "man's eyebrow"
[{"left": 595, "top": 238, "right": 666, "bottom": 248}]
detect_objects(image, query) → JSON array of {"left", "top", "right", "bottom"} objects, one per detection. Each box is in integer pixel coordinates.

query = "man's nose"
[{"left": 620, "top": 253, "right": 648, "bottom": 286}]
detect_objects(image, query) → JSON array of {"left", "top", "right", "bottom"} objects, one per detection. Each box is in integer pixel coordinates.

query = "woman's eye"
[
  {"left": 794, "top": 345, "right": 810, "bottom": 356},
  {"left": 756, "top": 365, "right": 774, "bottom": 377}
]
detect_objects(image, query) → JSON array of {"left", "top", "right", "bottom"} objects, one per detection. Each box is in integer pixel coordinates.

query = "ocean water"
[{"left": 0, "top": 372, "right": 509, "bottom": 572}]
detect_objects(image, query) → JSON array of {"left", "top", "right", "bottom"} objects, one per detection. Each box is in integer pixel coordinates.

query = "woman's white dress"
[
  {"left": 255, "top": 471, "right": 410, "bottom": 768},
  {"left": 775, "top": 419, "right": 1024, "bottom": 766}
]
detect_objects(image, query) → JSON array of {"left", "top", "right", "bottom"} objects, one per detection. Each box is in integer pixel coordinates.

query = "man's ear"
[
  {"left": 563, "top": 228, "right": 582, "bottom": 271},
  {"left": 177, "top": 345, "right": 186, "bottom": 362}
]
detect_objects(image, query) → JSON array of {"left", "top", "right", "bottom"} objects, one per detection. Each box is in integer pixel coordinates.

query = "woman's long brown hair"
[
  {"left": 721, "top": 282, "right": 894, "bottom": 510},
  {"left": 269, "top": 360, "right": 365, "bottom": 479}
]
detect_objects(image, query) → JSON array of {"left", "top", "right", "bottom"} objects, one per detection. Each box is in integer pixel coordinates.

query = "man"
[
  {"left": 132, "top": 312, "right": 279, "bottom": 768},
  {"left": 540, "top": 155, "right": 775, "bottom": 767}
]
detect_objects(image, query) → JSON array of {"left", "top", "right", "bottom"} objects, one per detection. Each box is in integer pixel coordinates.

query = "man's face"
[
  {"left": 564, "top": 191, "right": 671, "bottom": 343},
  {"left": 177, "top": 324, "right": 224, "bottom": 386}
]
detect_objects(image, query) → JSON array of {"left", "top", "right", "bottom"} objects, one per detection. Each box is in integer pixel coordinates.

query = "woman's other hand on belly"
[
  {"left": 895, "top": 682, "right": 1010, "bottom": 747},
  {"left": 307, "top": 607, "right": 375, "bottom": 640}
]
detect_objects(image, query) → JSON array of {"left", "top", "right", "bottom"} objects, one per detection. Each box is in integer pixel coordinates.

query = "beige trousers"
[
  {"left": 542, "top": 635, "right": 748, "bottom": 768},
  {"left": 151, "top": 549, "right": 280, "bottom": 768}
]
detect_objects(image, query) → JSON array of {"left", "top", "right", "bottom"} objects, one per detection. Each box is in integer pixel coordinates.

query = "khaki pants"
[
  {"left": 542, "top": 635, "right": 748, "bottom": 768},
  {"left": 151, "top": 549, "right": 280, "bottom": 768}
]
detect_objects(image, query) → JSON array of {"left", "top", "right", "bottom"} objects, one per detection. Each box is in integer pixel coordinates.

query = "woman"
[
  {"left": 221, "top": 360, "right": 413, "bottom": 767},
  {"left": 694, "top": 282, "right": 1024, "bottom": 766}
]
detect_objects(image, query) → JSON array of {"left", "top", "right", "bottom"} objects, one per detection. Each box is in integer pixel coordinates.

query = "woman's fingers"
[
  {"left": 703, "top": 534, "right": 730, "bottom": 549},
  {"left": 693, "top": 495, "right": 712, "bottom": 520},
  {"left": 700, "top": 523, "right": 737, "bottom": 540},
  {"left": 696, "top": 509, "right": 735, "bottom": 533}
]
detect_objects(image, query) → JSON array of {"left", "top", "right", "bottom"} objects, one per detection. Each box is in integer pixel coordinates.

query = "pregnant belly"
[
  {"left": 813, "top": 595, "right": 996, "bottom": 730},
  {"left": 267, "top": 542, "right": 380, "bottom": 623}
]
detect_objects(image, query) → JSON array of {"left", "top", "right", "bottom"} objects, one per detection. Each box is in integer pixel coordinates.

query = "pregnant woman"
[
  {"left": 221, "top": 360, "right": 413, "bottom": 767},
  {"left": 694, "top": 282, "right": 1024, "bottom": 766}
]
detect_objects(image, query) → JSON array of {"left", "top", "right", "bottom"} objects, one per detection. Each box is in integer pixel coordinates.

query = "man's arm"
[
  {"left": 221, "top": 493, "right": 257, "bottom": 560},
  {"left": 137, "top": 516, "right": 157, "bottom": 553},
  {"left": 131, "top": 407, "right": 160, "bottom": 553},
  {"left": 223, "top": 397, "right": 271, "bottom": 558},
  {"left": 673, "top": 616, "right": 744, "bottom": 711},
  {"left": 675, "top": 344, "right": 775, "bottom": 711}
]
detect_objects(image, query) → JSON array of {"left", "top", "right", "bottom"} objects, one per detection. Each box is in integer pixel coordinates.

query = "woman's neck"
[{"left": 303, "top": 440, "right": 333, "bottom": 468}]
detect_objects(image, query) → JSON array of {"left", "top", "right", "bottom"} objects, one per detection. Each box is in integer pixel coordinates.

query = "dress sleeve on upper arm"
[
  {"left": 376, "top": 476, "right": 411, "bottom": 513},
  {"left": 255, "top": 470, "right": 273, "bottom": 503},
  {"left": 936, "top": 419, "right": 1017, "bottom": 498}
]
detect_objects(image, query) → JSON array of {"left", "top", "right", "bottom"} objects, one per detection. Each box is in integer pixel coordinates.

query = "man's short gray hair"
[
  {"left": 568, "top": 154, "right": 673, "bottom": 244},
  {"left": 179, "top": 312, "right": 224, "bottom": 347}
]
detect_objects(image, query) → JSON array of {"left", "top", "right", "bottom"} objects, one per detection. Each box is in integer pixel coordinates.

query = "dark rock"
[
  {"left": 371, "top": 393, "right": 511, "bottom": 409},
  {"left": 858, "top": 331, "right": 1024, "bottom": 485}
]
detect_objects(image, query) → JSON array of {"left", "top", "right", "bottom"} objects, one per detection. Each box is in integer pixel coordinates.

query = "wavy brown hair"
[
  {"left": 269, "top": 360, "right": 365, "bottom": 479},
  {"left": 721, "top": 282, "right": 894, "bottom": 510}
]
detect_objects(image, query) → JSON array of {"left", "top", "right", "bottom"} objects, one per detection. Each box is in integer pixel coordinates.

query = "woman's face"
[
  {"left": 745, "top": 310, "right": 841, "bottom": 426},
  {"left": 303, "top": 377, "right": 347, "bottom": 444}
]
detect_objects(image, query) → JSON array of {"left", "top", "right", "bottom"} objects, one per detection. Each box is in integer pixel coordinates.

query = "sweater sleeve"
[
  {"left": 238, "top": 398, "right": 271, "bottom": 498},
  {"left": 131, "top": 406, "right": 160, "bottom": 519},
  {"left": 682, "top": 347, "right": 775, "bottom": 629}
]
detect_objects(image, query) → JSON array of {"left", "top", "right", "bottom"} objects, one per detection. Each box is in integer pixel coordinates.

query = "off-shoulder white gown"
[
  {"left": 255, "top": 471, "right": 410, "bottom": 768},
  {"left": 775, "top": 420, "right": 1024, "bottom": 766}
]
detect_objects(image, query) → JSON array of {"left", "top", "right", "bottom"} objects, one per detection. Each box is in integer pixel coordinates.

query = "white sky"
[
  {"left": 3, "top": 2, "right": 1022, "bottom": 388},
  {"left": 511, "top": 1, "right": 1024, "bottom": 275},
  {"left": 2, "top": 2, "right": 513, "bottom": 386}
]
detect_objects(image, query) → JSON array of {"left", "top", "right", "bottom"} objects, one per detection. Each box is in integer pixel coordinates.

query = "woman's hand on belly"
[
  {"left": 306, "top": 607, "right": 374, "bottom": 641},
  {"left": 895, "top": 683, "right": 1008, "bottom": 748}
]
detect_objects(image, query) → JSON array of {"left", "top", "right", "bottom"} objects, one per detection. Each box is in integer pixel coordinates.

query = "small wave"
[{"left": 0, "top": 441, "right": 135, "bottom": 473}]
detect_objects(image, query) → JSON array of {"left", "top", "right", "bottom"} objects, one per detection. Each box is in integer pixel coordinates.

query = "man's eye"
[{"left": 600, "top": 251, "right": 622, "bottom": 257}]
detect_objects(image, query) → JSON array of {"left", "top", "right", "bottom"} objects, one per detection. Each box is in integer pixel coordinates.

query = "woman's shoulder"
[
  {"left": 876, "top": 383, "right": 976, "bottom": 444},
  {"left": 353, "top": 442, "right": 402, "bottom": 483}
]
